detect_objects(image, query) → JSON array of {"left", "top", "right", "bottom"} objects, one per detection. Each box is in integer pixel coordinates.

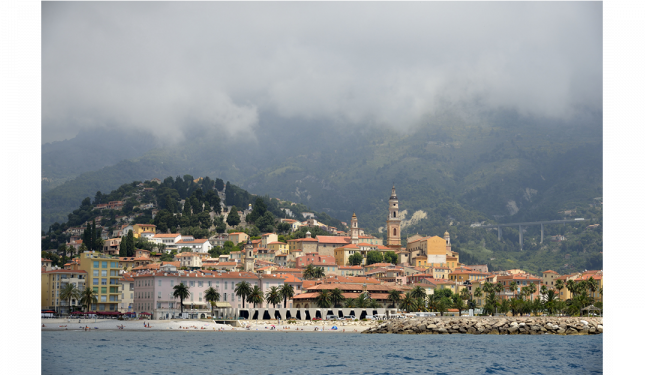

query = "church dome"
[{"left": 444, "top": 231, "right": 450, "bottom": 237}]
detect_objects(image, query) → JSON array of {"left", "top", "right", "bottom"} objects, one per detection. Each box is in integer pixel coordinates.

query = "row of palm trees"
[
  {"left": 170, "top": 281, "right": 298, "bottom": 317},
  {"left": 58, "top": 283, "right": 99, "bottom": 313},
  {"left": 469, "top": 277, "right": 602, "bottom": 317}
]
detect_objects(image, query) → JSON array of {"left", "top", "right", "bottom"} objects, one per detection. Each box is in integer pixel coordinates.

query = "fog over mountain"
[{"left": 43, "top": 2, "right": 601, "bottom": 144}]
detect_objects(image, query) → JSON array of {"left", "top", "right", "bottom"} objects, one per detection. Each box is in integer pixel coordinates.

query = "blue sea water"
[{"left": 42, "top": 331, "right": 602, "bottom": 374}]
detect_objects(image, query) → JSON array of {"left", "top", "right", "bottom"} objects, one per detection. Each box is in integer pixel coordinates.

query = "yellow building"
[
  {"left": 132, "top": 223, "right": 156, "bottom": 238},
  {"left": 406, "top": 232, "right": 459, "bottom": 270},
  {"left": 79, "top": 252, "right": 121, "bottom": 312},
  {"left": 41, "top": 269, "right": 88, "bottom": 314},
  {"left": 449, "top": 267, "right": 489, "bottom": 282},
  {"left": 267, "top": 241, "right": 288, "bottom": 254}
]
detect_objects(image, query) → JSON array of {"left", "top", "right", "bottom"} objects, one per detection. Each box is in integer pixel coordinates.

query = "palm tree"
[
  {"left": 279, "top": 284, "right": 295, "bottom": 308},
  {"left": 586, "top": 277, "right": 599, "bottom": 301},
  {"left": 80, "top": 287, "right": 98, "bottom": 312},
  {"left": 265, "top": 286, "right": 282, "bottom": 308},
  {"left": 435, "top": 297, "right": 450, "bottom": 316},
  {"left": 330, "top": 288, "right": 345, "bottom": 308},
  {"left": 528, "top": 282, "right": 537, "bottom": 301},
  {"left": 540, "top": 285, "right": 548, "bottom": 298},
  {"left": 495, "top": 282, "right": 504, "bottom": 300},
  {"left": 399, "top": 292, "right": 417, "bottom": 312},
  {"left": 59, "top": 283, "right": 81, "bottom": 314},
  {"left": 313, "top": 267, "right": 325, "bottom": 279},
  {"left": 173, "top": 283, "right": 190, "bottom": 315},
  {"left": 410, "top": 286, "right": 426, "bottom": 300},
  {"left": 452, "top": 296, "right": 466, "bottom": 316},
  {"left": 566, "top": 279, "right": 576, "bottom": 299},
  {"left": 247, "top": 285, "right": 264, "bottom": 308},
  {"left": 387, "top": 290, "right": 402, "bottom": 308},
  {"left": 473, "top": 287, "right": 483, "bottom": 308},
  {"left": 303, "top": 264, "right": 316, "bottom": 280},
  {"left": 459, "top": 288, "right": 471, "bottom": 303},
  {"left": 499, "top": 299, "right": 511, "bottom": 315},
  {"left": 314, "top": 289, "right": 332, "bottom": 308},
  {"left": 544, "top": 290, "right": 559, "bottom": 315},
  {"left": 368, "top": 299, "right": 382, "bottom": 309},
  {"left": 509, "top": 281, "right": 518, "bottom": 298},
  {"left": 205, "top": 287, "right": 220, "bottom": 317},
  {"left": 356, "top": 293, "right": 370, "bottom": 308},
  {"left": 555, "top": 279, "right": 565, "bottom": 299},
  {"left": 344, "top": 298, "right": 356, "bottom": 308},
  {"left": 234, "top": 281, "right": 252, "bottom": 308}
]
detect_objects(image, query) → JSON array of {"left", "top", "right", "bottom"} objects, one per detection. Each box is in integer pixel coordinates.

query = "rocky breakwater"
[{"left": 362, "top": 317, "right": 603, "bottom": 336}]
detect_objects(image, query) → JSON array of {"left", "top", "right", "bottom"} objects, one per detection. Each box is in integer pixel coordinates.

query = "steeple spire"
[{"left": 390, "top": 185, "right": 397, "bottom": 200}]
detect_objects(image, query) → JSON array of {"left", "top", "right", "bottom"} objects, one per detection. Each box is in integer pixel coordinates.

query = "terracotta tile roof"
[
  {"left": 316, "top": 236, "right": 351, "bottom": 244},
  {"left": 289, "top": 238, "right": 318, "bottom": 242},
  {"left": 366, "top": 263, "right": 394, "bottom": 268},
  {"left": 267, "top": 241, "right": 286, "bottom": 245},
  {"left": 542, "top": 270, "right": 558, "bottom": 274},
  {"left": 338, "top": 266, "right": 362, "bottom": 270}
]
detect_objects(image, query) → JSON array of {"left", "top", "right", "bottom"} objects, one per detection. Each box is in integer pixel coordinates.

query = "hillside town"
[{"left": 42, "top": 185, "right": 603, "bottom": 320}]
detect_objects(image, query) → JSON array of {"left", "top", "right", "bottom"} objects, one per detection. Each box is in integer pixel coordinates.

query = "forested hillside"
[{"left": 41, "top": 109, "right": 602, "bottom": 274}]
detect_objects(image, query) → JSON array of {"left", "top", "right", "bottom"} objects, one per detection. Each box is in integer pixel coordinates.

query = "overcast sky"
[{"left": 42, "top": 2, "right": 602, "bottom": 144}]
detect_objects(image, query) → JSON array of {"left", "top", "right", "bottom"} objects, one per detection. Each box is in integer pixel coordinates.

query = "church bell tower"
[
  {"left": 243, "top": 238, "right": 254, "bottom": 272},
  {"left": 350, "top": 213, "right": 359, "bottom": 245},
  {"left": 386, "top": 185, "right": 401, "bottom": 247}
]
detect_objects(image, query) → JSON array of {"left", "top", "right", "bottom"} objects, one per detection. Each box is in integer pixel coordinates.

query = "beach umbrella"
[{"left": 331, "top": 326, "right": 338, "bottom": 330}]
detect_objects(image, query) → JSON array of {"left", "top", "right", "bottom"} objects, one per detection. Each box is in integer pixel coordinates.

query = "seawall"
[{"left": 362, "top": 316, "right": 603, "bottom": 335}]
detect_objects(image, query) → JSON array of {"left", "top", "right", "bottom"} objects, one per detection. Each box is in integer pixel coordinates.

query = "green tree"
[
  {"left": 348, "top": 253, "right": 363, "bottom": 266},
  {"left": 410, "top": 286, "right": 426, "bottom": 301},
  {"left": 173, "top": 283, "right": 191, "bottom": 315},
  {"left": 365, "top": 251, "right": 384, "bottom": 265},
  {"left": 435, "top": 297, "right": 451, "bottom": 316},
  {"left": 387, "top": 290, "right": 402, "bottom": 308},
  {"left": 509, "top": 281, "right": 518, "bottom": 298},
  {"left": 314, "top": 289, "right": 332, "bottom": 308},
  {"left": 205, "top": 287, "right": 220, "bottom": 317},
  {"left": 399, "top": 292, "right": 417, "bottom": 312},
  {"left": 473, "top": 287, "right": 483, "bottom": 308},
  {"left": 59, "top": 283, "right": 81, "bottom": 314},
  {"left": 528, "top": 282, "right": 537, "bottom": 301},
  {"left": 126, "top": 230, "right": 135, "bottom": 257},
  {"left": 303, "top": 264, "right": 316, "bottom": 280},
  {"left": 265, "top": 286, "right": 282, "bottom": 308},
  {"left": 383, "top": 251, "right": 398, "bottom": 264},
  {"left": 279, "top": 284, "right": 295, "bottom": 308},
  {"left": 226, "top": 206, "right": 241, "bottom": 227},
  {"left": 215, "top": 178, "right": 224, "bottom": 192},
  {"left": 330, "top": 288, "right": 346, "bottom": 308},
  {"left": 234, "top": 281, "right": 252, "bottom": 308},
  {"left": 555, "top": 279, "right": 565, "bottom": 299},
  {"left": 80, "top": 287, "right": 98, "bottom": 312},
  {"left": 247, "top": 285, "right": 264, "bottom": 308},
  {"left": 452, "top": 295, "right": 466, "bottom": 316}
]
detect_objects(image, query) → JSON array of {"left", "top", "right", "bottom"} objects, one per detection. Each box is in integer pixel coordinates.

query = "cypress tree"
[
  {"left": 119, "top": 236, "right": 127, "bottom": 257},
  {"left": 90, "top": 220, "right": 96, "bottom": 250},
  {"left": 126, "top": 230, "right": 135, "bottom": 257},
  {"left": 226, "top": 206, "right": 241, "bottom": 227}
]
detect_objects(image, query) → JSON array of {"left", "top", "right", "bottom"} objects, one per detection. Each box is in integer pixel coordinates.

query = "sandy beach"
[{"left": 41, "top": 318, "right": 374, "bottom": 333}]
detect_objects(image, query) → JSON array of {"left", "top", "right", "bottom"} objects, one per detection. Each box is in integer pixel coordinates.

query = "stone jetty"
[{"left": 362, "top": 316, "right": 603, "bottom": 335}]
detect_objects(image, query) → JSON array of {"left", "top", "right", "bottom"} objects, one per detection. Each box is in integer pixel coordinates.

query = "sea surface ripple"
[{"left": 42, "top": 331, "right": 602, "bottom": 374}]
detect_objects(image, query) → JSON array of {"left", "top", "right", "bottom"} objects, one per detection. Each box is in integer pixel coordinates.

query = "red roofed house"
[{"left": 287, "top": 231, "right": 318, "bottom": 254}]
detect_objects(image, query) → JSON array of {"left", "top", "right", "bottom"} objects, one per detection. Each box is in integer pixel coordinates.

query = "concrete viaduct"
[{"left": 478, "top": 218, "right": 588, "bottom": 250}]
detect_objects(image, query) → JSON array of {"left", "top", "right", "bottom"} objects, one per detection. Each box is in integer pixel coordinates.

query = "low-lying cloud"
[{"left": 42, "top": 2, "right": 602, "bottom": 143}]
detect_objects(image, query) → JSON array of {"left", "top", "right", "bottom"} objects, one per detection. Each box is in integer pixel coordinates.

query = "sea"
[{"left": 42, "top": 331, "right": 602, "bottom": 374}]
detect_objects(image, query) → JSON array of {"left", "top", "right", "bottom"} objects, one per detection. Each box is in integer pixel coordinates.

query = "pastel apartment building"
[
  {"left": 79, "top": 252, "right": 121, "bottom": 312},
  {"left": 41, "top": 269, "right": 87, "bottom": 314},
  {"left": 132, "top": 267, "right": 287, "bottom": 319}
]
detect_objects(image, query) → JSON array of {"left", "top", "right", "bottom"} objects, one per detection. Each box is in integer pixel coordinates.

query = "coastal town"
[{"left": 42, "top": 184, "right": 603, "bottom": 324}]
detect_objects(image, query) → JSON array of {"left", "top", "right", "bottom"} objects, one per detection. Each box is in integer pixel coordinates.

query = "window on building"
[
  {"left": 99, "top": 304, "right": 104, "bottom": 311},
  {"left": 224, "top": 293, "right": 227, "bottom": 301},
  {"left": 101, "top": 270, "right": 107, "bottom": 277},
  {"left": 190, "top": 281, "right": 195, "bottom": 287},
  {"left": 158, "top": 291, "right": 161, "bottom": 298},
  {"left": 93, "top": 278, "right": 98, "bottom": 285},
  {"left": 101, "top": 296, "right": 107, "bottom": 302},
  {"left": 158, "top": 280, "right": 162, "bottom": 287},
  {"left": 170, "top": 280, "right": 174, "bottom": 287},
  {"left": 225, "top": 282, "right": 228, "bottom": 290},
  {"left": 102, "top": 261, "right": 107, "bottom": 268},
  {"left": 93, "top": 270, "right": 99, "bottom": 277},
  {"left": 157, "top": 302, "right": 161, "bottom": 309},
  {"left": 101, "top": 287, "right": 107, "bottom": 294},
  {"left": 93, "top": 261, "right": 99, "bottom": 268}
]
